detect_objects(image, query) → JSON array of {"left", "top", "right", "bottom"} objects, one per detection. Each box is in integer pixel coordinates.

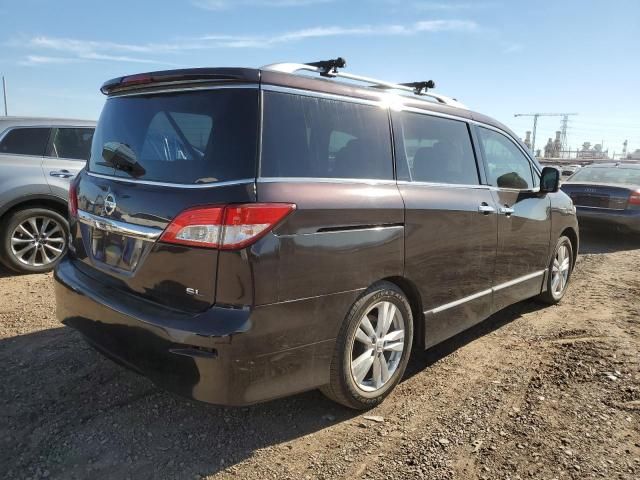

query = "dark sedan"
[{"left": 561, "top": 163, "right": 640, "bottom": 233}]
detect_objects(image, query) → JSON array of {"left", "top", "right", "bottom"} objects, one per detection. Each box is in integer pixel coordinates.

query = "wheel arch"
[
  {"left": 0, "top": 195, "right": 68, "bottom": 224},
  {"left": 560, "top": 226, "right": 578, "bottom": 266},
  {"left": 379, "top": 275, "right": 425, "bottom": 349}
]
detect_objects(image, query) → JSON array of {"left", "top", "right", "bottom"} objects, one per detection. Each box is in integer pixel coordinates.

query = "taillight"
[
  {"left": 120, "top": 73, "right": 153, "bottom": 87},
  {"left": 629, "top": 190, "right": 640, "bottom": 207},
  {"left": 160, "top": 203, "right": 296, "bottom": 250},
  {"left": 69, "top": 183, "right": 78, "bottom": 218}
]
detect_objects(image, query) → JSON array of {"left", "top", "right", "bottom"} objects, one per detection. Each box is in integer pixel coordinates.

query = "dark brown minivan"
[{"left": 54, "top": 59, "right": 579, "bottom": 409}]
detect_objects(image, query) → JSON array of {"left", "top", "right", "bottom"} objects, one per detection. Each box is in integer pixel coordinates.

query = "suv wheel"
[
  {"left": 321, "top": 281, "right": 413, "bottom": 410},
  {"left": 0, "top": 208, "right": 69, "bottom": 274},
  {"left": 536, "top": 235, "right": 573, "bottom": 304}
]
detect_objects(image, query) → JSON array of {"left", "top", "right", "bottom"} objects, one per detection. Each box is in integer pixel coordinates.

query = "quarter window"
[
  {"left": 392, "top": 111, "right": 479, "bottom": 185},
  {"left": 261, "top": 92, "right": 393, "bottom": 180},
  {"left": 0, "top": 127, "right": 50, "bottom": 156},
  {"left": 47, "top": 128, "right": 94, "bottom": 161},
  {"left": 478, "top": 127, "right": 534, "bottom": 189}
]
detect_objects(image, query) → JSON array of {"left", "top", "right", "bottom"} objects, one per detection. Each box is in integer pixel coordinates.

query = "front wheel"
[
  {"left": 536, "top": 235, "right": 574, "bottom": 304},
  {"left": 0, "top": 208, "right": 69, "bottom": 274},
  {"left": 321, "top": 282, "right": 413, "bottom": 410}
]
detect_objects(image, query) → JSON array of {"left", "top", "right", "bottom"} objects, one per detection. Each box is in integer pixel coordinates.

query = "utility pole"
[
  {"left": 514, "top": 112, "right": 578, "bottom": 156},
  {"left": 2, "top": 76, "right": 7, "bottom": 116}
]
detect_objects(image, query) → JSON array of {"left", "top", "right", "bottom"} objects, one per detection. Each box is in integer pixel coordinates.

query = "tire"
[
  {"left": 0, "top": 208, "right": 69, "bottom": 274},
  {"left": 321, "top": 281, "right": 414, "bottom": 410},
  {"left": 536, "top": 235, "right": 574, "bottom": 305}
]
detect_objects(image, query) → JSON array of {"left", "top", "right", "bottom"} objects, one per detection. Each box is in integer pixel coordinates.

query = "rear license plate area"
[
  {"left": 572, "top": 194, "right": 609, "bottom": 208},
  {"left": 90, "top": 229, "right": 146, "bottom": 271}
]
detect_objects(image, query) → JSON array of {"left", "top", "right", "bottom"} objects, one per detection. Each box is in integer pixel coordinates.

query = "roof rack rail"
[{"left": 261, "top": 58, "right": 467, "bottom": 109}]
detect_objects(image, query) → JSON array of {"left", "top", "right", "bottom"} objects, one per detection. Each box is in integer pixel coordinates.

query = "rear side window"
[
  {"left": 0, "top": 127, "right": 50, "bottom": 156},
  {"left": 47, "top": 127, "right": 94, "bottom": 161},
  {"left": 392, "top": 111, "right": 478, "bottom": 185},
  {"left": 261, "top": 92, "right": 393, "bottom": 180},
  {"left": 89, "top": 89, "right": 258, "bottom": 184},
  {"left": 478, "top": 127, "right": 534, "bottom": 189}
]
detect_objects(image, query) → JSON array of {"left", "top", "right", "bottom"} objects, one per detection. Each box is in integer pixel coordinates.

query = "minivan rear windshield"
[{"left": 89, "top": 89, "right": 258, "bottom": 184}]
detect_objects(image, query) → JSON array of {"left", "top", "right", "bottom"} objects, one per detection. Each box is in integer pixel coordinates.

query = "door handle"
[
  {"left": 499, "top": 206, "right": 515, "bottom": 216},
  {"left": 478, "top": 203, "right": 496, "bottom": 214},
  {"left": 50, "top": 170, "right": 74, "bottom": 179}
]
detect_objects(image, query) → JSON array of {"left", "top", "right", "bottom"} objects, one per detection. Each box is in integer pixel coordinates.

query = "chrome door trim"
[
  {"left": 424, "top": 269, "right": 546, "bottom": 314},
  {"left": 257, "top": 177, "right": 397, "bottom": 186},
  {"left": 86, "top": 171, "right": 255, "bottom": 189},
  {"left": 396, "top": 180, "right": 491, "bottom": 190},
  {"left": 281, "top": 225, "right": 404, "bottom": 238},
  {"left": 428, "top": 289, "right": 493, "bottom": 315},
  {"left": 491, "top": 269, "right": 546, "bottom": 292},
  {"left": 78, "top": 210, "right": 163, "bottom": 242}
]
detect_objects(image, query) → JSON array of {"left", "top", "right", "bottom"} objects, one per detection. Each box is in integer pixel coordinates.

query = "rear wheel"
[
  {"left": 321, "top": 282, "right": 413, "bottom": 410},
  {"left": 537, "top": 235, "right": 573, "bottom": 304},
  {"left": 0, "top": 208, "right": 68, "bottom": 274}
]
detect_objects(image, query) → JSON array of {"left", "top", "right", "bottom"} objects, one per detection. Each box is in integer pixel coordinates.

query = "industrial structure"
[{"left": 514, "top": 112, "right": 578, "bottom": 155}]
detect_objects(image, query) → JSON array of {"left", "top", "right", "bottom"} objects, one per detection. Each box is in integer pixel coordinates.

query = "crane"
[{"left": 514, "top": 112, "right": 578, "bottom": 156}]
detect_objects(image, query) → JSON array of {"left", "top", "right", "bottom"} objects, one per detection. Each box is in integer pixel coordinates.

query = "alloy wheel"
[
  {"left": 350, "top": 301, "right": 405, "bottom": 392},
  {"left": 10, "top": 216, "right": 66, "bottom": 267},
  {"left": 551, "top": 244, "right": 571, "bottom": 297}
]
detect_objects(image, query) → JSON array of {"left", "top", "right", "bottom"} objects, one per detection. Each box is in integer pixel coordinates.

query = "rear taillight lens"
[
  {"left": 629, "top": 190, "right": 640, "bottom": 207},
  {"left": 160, "top": 203, "right": 296, "bottom": 250},
  {"left": 69, "top": 183, "right": 78, "bottom": 218}
]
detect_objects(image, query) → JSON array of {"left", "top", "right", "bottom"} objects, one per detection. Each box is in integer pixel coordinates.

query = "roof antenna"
[{"left": 306, "top": 57, "right": 346, "bottom": 77}]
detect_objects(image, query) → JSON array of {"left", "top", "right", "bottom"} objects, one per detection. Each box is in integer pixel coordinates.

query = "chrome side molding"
[
  {"left": 78, "top": 210, "right": 163, "bottom": 242},
  {"left": 425, "top": 269, "right": 546, "bottom": 315}
]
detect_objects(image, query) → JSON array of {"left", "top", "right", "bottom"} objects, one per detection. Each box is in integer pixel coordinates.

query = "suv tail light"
[
  {"left": 628, "top": 189, "right": 640, "bottom": 208},
  {"left": 69, "top": 183, "right": 78, "bottom": 218},
  {"left": 160, "top": 203, "right": 296, "bottom": 250}
]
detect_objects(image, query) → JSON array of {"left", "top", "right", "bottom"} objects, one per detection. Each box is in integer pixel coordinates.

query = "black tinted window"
[
  {"left": 393, "top": 112, "right": 478, "bottom": 185},
  {"left": 478, "top": 127, "right": 534, "bottom": 189},
  {"left": 89, "top": 89, "right": 258, "bottom": 184},
  {"left": 0, "top": 127, "right": 50, "bottom": 156},
  {"left": 261, "top": 92, "right": 393, "bottom": 180},
  {"left": 48, "top": 128, "right": 94, "bottom": 160}
]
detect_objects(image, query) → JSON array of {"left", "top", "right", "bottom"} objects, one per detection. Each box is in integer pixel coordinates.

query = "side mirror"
[{"left": 540, "top": 166, "right": 560, "bottom": 193}]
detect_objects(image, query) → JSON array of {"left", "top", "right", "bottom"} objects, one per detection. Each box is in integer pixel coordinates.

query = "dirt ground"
[{"left": 1, "top": 229, "right": 639, "bottom": 480}]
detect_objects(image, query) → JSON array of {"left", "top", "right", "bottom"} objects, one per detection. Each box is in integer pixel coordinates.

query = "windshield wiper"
[{"left": 100, "top": 142, "right": 146, "bottom": 178}]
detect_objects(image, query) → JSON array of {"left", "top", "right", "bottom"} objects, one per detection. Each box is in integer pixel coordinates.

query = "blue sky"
[{"left": 1, "top": 0, "right": 639, "bottom": 156}]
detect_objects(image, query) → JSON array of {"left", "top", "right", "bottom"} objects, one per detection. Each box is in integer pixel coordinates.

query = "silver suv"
[{"left": 0, "top": 117, "right": 95, "bottom": 273}]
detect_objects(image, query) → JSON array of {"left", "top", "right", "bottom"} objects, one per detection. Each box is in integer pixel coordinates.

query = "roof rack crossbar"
[{"left": 261, "top": 58, "right": 467, "bottom": 109}]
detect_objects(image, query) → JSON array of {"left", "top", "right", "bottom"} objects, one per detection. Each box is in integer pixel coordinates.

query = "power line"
[
  {"left": 513, "top": 112, "right": 578, "bottom": 154},
  {"left": 2, "top": 76, "right": 7, "bottom": 116}
]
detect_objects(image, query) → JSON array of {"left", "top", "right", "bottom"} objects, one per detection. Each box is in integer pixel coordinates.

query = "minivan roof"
[{"left": 100, "top": 66, "right": 531, "bottom": 161}]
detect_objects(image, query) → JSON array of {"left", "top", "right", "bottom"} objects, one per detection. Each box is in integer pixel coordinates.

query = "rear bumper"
[
  {"left": 576, "top": 207, "right": 640, "bottom": 232},
  {"left": 54, "top": 257, "right": 342, "bottom": 406}
]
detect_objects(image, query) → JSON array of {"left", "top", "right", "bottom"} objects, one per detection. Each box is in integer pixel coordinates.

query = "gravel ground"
[{"left": 1, "top": 229, "right": 639, "bottom": 480}]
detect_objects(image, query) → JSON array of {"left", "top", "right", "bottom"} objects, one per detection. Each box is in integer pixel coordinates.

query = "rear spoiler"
[{"left": 100, "top": 68, "right": 260, "bottom": 95}]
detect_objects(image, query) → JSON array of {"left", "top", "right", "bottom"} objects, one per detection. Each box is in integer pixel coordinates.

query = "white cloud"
[
  {"left": 200, "top": 20, "right": 478, "bottom": 47},
  {"left": 14, "top": 19, "right": 478, "bottom": 66},
  {"left": 412, "top": 1, "right": 497, "bottom": 10},
  {"left": 193, "top": 0, "right": 334, "bottom": 10},
  {"left": 19, "top": 55, "right": 79, "bottom": 66},
  {"left": 503, "top": 43, "right": 523, "bottom": 54}
]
